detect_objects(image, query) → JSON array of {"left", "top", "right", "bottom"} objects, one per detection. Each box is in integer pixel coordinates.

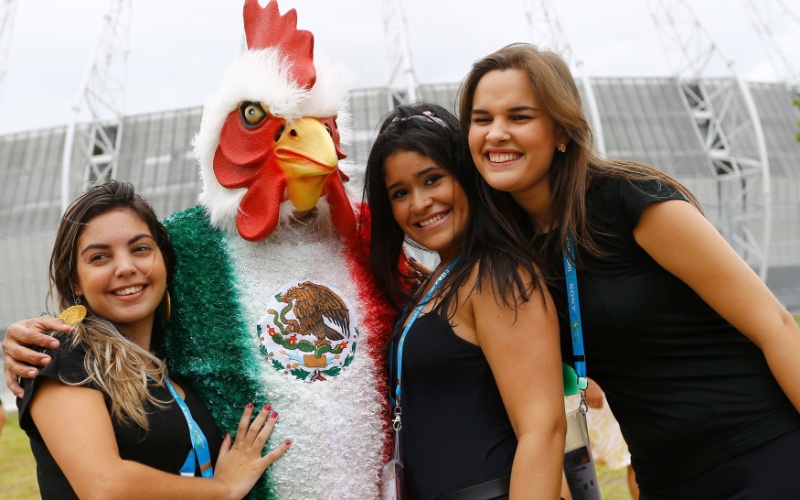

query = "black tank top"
[{"left": 394, "top": 313, "right": 516, "bottom": 499}]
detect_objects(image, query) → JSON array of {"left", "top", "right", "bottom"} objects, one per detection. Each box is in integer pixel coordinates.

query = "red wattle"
[
  {"left": 213, "top": 149, "right": 261, "bottom": 189},
  {"left": 323, "top": 174, "right": 356, "bottom": 237},
  {"left": 214, "top": 109, "right": 289, "bottom": 242},
  {"left": 322, "top": 117, "right": 347, "bottom": 160},
  {"left": 236, "top": 167, "right": 286, "bottom": 242}
]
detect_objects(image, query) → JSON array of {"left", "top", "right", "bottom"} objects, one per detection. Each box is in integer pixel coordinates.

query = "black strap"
[{"left": 436, "top": 475, "right": 510, "bottom": 500}]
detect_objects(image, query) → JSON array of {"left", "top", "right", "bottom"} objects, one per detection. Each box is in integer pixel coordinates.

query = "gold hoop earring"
[{"left": 162, "top": 291, "right": 172, "bottom": 321}]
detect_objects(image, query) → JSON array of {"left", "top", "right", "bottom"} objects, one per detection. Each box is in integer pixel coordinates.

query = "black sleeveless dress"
[{"left": 393, "top": 313, "right": 516, "bottom": 499}]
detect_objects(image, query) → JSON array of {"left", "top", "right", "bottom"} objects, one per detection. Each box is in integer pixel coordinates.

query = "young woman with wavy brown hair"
[{"left": 17, "top": 180, "right": 288, "bottom": 499}]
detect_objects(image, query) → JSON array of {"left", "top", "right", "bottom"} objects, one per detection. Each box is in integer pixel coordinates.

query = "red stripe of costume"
[{"left": 344, "top": 202, "right": 399, "bottom": 465}]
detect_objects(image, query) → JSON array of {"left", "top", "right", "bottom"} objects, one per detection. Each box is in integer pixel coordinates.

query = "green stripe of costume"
[{"left": 163, "top": 206, "right": 278, "bottom": 498}]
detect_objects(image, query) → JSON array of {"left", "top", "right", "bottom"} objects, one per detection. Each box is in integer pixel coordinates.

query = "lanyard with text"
[
  {"left": 162, "top": 377, "right": 215, "bottom": 478},
  {"left": 390, "top": 258, "right": 458, "bottom": 431},
  {"left": 563, "top": 235, "right": 589, "bottom": 395}
]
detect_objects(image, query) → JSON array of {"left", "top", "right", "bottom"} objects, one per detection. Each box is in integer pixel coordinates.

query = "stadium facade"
[{"left": 1, "top": 77, "right": 799, "bottom": 329}]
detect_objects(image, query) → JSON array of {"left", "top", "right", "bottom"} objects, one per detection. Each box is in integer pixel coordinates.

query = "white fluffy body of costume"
[{"left": 162, "top": 4, "right": 393, "bottom": 497}]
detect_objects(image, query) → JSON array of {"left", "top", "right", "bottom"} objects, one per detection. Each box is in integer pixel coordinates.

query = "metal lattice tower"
[
  {"left": 382, "top": 0, "right": 420, "bottom": 107},
  {"left": 741, "top": 0, "right": 800, "bottom": 97},
  {"left": 522, "top": 0, "right": 606, "bottom": 154},
  {"left": 649, "top": 0, "right": 772, "bottom": 281},
  {"left": 61, "top": 0, "right": 132, "bottom": 212},
  {"left": 0, "top": 0, "right": 19, "bottom": 106}
]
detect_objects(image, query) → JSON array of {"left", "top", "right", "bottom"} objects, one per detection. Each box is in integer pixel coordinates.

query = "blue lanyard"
[
  {"left": 162, "top": 377, "right": 215, "bottom": 478},
  {"left": 563, "top": 235, "right": 588, "bottom": 391},
  {"left": 390, "top": 259, "right": 458, "bottom": 412}
]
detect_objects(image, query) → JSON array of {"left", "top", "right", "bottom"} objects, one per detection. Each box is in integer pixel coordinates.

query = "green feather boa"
[{"left": 163, "top": 205, "right": 276, "bottom": 498}]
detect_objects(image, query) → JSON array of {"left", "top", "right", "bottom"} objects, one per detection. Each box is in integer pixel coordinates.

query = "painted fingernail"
[
  {"left": 264, "top": 403, "right": 271, "bottom": 412},
  {"left": 247, "top": 402, "right": 254, "bottom": 409},
  {"left": 414, "top": 270, "right": 422, "bottom": 276},
  {"left": 271, "top": 411, "right": 278, "bottom": 419},
  {"left": 285, "top": 439, "right": 292, "bottom": 446},
  {"left": 410, "top": 257, "right": 417, "bottom": 261},
  {"left": 413, "top": 280, "right": 421, "bottom": 286}
]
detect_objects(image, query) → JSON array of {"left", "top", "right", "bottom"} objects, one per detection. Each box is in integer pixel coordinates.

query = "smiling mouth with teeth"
[
  {"left": 488, "top": 152, "right": 522, "bottom": 163},
  {"left": 113, "top": 285, "right": 145, "bottom": 296},
  {"left": 418, "top": 213, "right": 446, "bottom": 227}
]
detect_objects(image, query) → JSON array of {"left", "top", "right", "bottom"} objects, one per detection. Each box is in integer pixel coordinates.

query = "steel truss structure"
[
  {"left": 650, "top": 0, "right": 772, "bottom": 281},
  {"left": 60, "top": 0, "right": 131, "bottom": 212},
  {"left": 523, "top": 0, "right": 606, "bottom": 154},
  {"left": 741, "top": 0, "right": 800, "bottom": 99},
  {"left": 382, "top": 0, "right": 420, "bottom": 107},
  {"left": 0, "top": 0, "right": 18, "bottom": 106},
  {"left": 2, "top": 1, "right": 799, "bottom": 333}
]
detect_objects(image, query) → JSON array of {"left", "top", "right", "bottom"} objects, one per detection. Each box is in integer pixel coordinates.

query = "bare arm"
[
  {"left": 3, "top": 317, "right": 71, "bottom": 397},
  {"left": 634, "top": 199, "right": 800, "bottom": 412},
  {"left": 29, "top": 380, "right": 288, "bottom": 500},
  {"left": 466, "top": 270, "right": 565, "bottom": 499}
]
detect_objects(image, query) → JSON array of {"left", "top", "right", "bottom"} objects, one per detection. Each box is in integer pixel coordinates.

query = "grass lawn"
[
  {"left": 0, "top": 413, "right": 39, "bottom": 499},
  {"left": 0, "top": 407, "right": 632, "bottom": 499}
]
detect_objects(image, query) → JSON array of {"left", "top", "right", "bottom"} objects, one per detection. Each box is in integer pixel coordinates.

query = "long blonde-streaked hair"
[
  {"left": 49, "top": 180, "right": 177, "bottom": 430},
  {"left": 458, "top": 43, "right": 701, "bottom": 264}
]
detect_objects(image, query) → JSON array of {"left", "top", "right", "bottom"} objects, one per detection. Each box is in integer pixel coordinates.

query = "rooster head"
[{"left": 196, "top": 0, "right": 355, "bottom": 241}]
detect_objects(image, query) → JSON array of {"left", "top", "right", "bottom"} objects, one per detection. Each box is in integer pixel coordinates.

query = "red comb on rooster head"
[{"left": 203, "top": 0, "right": 356, "bottom": 242}]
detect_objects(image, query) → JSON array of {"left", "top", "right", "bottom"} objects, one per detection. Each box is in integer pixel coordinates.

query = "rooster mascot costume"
[{"left": 162, "top": 1, "right": 395, "bottom": 497}]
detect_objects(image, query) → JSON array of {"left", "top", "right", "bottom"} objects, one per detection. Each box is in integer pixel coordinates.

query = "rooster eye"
[{"left": 241, "top": 102, "right": 267, "bottom": 126}]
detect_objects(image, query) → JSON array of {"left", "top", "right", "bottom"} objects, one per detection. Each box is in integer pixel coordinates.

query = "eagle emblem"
[{"left": 257, "top": 280, "right": 358, "bottom": 381}]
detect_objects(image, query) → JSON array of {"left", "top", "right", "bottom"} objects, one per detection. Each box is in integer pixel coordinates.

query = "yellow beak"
[{"left": 275, "top": 117, "right": 339, "bottom": 212}]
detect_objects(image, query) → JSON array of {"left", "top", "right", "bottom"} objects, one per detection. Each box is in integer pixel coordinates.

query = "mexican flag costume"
[{"left": 162, "top": 1, "right": 395, "bottom": 497}]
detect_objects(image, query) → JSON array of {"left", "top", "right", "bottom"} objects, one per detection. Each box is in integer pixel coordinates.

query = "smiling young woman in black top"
[
  {"left": 460, "top": 42, "right": 800, "bottom": 498},
  {"left": 365, "top": 103, "right": 565, "bottom": 499},
  {"left": 16, "top": 181, "right": 289, "bottom": 499}
]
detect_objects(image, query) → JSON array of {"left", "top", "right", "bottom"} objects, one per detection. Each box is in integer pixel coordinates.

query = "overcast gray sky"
[{"left": 0, "top": 0, "right": 797, "bottom": 134}]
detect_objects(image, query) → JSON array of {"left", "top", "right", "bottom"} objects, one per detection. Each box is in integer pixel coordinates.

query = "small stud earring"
[{"left": 558, "top": 144, "right": 566, "bottom": 153}]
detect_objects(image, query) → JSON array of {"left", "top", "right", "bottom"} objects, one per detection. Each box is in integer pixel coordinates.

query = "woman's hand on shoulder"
[
  {"left": 398, "top": 249, "right": 431, "bottom": 295},
  {"left": 3, "top": 316, "right": 71, "bottom": 397},
  {"left": 213, "top": 403, "right": 290, "bottom": 499}
]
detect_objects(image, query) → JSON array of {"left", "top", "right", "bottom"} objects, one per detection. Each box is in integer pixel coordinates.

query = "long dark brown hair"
[
  {"left": 362, "top": 102, "right": 540, "bottom": 331},
  {"left": 49, "top": 180, "right": 176, "bottom": 430},
  {"left": 458, "top": 42, "right": 700, "bottom": 264}
]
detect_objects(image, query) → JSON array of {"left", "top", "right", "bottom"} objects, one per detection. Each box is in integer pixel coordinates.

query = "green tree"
[{"left": 796, "top": 97, "right": 800, "bottom": 143}]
